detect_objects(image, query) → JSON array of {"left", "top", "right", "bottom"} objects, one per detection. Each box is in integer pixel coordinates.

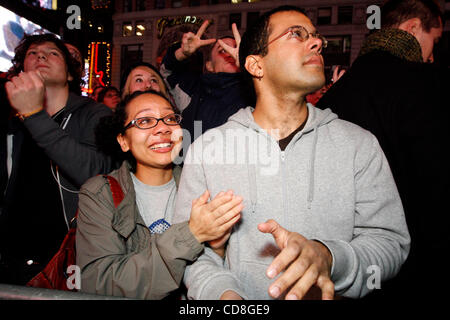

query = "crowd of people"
[{"left": 0, "top": 0, "right": 447, "bottom": 301}]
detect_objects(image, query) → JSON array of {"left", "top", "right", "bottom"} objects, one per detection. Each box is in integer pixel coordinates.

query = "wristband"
[{"left": 16, "top": 107, "right": 44, "bottom": 121}]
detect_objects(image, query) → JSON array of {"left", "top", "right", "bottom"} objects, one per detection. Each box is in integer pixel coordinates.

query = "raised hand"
[
  {"left": 188, "top": 190, "right": 243, "bottom": 244},
  {"left": 176, "top": 20, "right": 217, "bottom": 61},
  {"left": 258, "top": 219, "right": 334, "bottom": 300},
  {"left": 5, "top": 70, "right": 45, "bottom": 115},
  {"left": 217, "top": 23, "right": 241, "bottom": 67},
  {"left": 331, "top": 65, "right": 346, "bottom": 83}
]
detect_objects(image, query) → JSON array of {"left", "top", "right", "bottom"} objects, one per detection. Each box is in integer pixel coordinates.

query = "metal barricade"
[{"left": 0, "top": 283, "right": 130, "bottom": 300}]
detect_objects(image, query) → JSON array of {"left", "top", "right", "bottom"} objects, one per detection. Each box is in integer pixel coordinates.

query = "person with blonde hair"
[{"left": 121, "top": 62, "right": 169, "bottom": 99}]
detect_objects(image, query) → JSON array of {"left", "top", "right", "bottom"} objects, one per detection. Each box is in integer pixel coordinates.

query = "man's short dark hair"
[
  {"left": 381, "top": 0, "right": 443, "bottom": 32},
  {"left": 239, "top": 5, "right": 306, "bottom": 79},
  {"left": 11, "top": 33, "right": 82, "bottom": 93}
]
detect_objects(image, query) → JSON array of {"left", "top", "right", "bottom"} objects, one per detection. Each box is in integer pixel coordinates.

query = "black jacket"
[
  {"left": 317, "top": 38, "right": 450, "bottom": 300},
  {"left": 0, "top": 92, "right": 114, "bottom": 283},
  {"left": 160, "top": 44, "right": 255, "bottom": 144},
  {"left": 2, "top": 93, "right": 114, "bottom": 222}
]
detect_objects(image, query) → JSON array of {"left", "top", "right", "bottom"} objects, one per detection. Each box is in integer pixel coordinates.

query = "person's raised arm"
[{"left": 175, "top": 20, "right": 216, "bottom": 61}]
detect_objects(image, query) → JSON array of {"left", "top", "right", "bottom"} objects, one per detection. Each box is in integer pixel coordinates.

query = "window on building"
[
  {"left": 172, "top": 0, "right": 182, "bottom": 7},
  {"left": 122, "top": 22, "right": 133, "bottom": 36},
  {"left": 317, "top": 7, "right": 332, "bottom": 25},
  {"left": 229, "top": 13, "right": 241, "bottom": 29},
  {"left": 321, "top": 35, "right": 352, "bottom": 72},
  {"left": 190, "top": 0, "right": 201, "bottom": 6},
  {"left": 136, "top": 21, "right": 146, "bottom": 36},
  {"left": 121, "top": 44, "right": 143, "bottom": 87},
  {"left": 247, "top": 12, "right": 259, "bottom": 29},
  {"left": 136, "top": 0, "right": 146, "bottom": 11},
  {"left": 325, "top": 36, "right": 351, "bottom": 54},
  {"left": 338, "top": 6, "right": 353, "bottom": 24},
  {"left": 209, "top": 0, "right": 219, "bottom": 4},
  {"left": 155, "top": 0, "right": 165, "bottom": 9},
  {"left": 123, "top": 0, "right": 132, "bottom": 12}
]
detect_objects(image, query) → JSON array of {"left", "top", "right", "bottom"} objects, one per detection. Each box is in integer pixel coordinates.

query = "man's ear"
[
  {"left": 205, "top": 60, "right": 214, "bottom": 73},
  {"left": 117, "top": 133, "right": 130, "bottom": 152},
  {"left": 398, "top": 17, "right": 422, "bottom": 37},
  {"left": 244, "top": 55, "right": 263, "bottom": 79}
]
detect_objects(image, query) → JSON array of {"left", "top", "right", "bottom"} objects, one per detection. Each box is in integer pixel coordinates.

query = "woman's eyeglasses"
[{"left": 124, "top": 113, "right": 182, "bottom": 130}]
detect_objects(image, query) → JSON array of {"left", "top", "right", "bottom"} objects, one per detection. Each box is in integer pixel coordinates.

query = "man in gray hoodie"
[{"left": 173, "top": 5, "right": 410, "bottom": 300}]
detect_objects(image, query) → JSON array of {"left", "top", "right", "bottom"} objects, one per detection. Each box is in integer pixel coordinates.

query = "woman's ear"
[
  {"left": 244, "top": 55, "right": 263, "bottom": 79},
  {"left": 117, "top": 133, "right": 130, "bottom": 152}
]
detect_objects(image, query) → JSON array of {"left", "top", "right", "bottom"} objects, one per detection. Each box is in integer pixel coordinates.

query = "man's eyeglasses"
[
  {"left": 266, "top": 25, "right": 328, "bottom": 51},
  {"left": 124, "top": 113, "right": 182, "bottom": 130}
]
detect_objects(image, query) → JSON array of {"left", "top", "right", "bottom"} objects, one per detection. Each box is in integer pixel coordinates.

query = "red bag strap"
[{"left": 105, "top": 175, "right": 125, "bottom": 208}]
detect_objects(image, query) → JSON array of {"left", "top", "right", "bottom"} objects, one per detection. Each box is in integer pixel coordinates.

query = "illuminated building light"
[{"left": 87, "top": 42, "right": 112, "bottom": 93}]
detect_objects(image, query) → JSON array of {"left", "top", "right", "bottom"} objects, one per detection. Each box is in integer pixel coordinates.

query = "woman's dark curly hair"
[
  {"left": 95, "top": 89, "right": 180, "bottom": 172},
  {"left": 11, "top": 33, "right": 82, "bottom": 94}
]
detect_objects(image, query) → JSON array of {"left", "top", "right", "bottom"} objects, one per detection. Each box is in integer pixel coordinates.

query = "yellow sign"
[{"left": 156, "top": 16, "right": 212, "bottom": 39}]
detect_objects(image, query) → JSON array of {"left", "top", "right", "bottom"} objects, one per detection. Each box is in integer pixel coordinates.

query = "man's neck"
[
  {"left": 44, "top": 85, "right": 69, "bottom": 117},
  {"left": 253, "top": 90, "right": 308, "bottom": 140}
]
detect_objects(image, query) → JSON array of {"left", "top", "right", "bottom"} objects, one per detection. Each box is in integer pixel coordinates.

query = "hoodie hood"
[
  {"left": 228, "top": 104, "right": 337, "bottom": 133},
  {"left": 227, "top": 104, "right": 338, "bottom": 210}
]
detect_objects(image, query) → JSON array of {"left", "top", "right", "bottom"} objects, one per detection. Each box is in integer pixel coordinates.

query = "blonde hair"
[{"left": 121, "top": 65, "right": 169, "bottom": 99}]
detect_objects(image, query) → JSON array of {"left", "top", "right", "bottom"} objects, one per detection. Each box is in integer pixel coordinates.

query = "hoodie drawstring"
[
  {"left": 307, "top": 126, "right": 319, "bottom": 209},
  {"left": 246, "top": 125, "right": 319, "bottom": 212},
  {"left": 247, "top": 163, "right": 257, "bottom": 214}
]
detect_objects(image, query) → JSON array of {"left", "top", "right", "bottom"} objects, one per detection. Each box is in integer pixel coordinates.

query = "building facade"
[{"left": 111, "top": 0, "right": 449, "bottom": 89}]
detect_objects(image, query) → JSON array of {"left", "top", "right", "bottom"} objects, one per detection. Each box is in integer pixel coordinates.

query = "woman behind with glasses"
[{"left": 76, "top": 90, "right": 243, "bottom": 299}]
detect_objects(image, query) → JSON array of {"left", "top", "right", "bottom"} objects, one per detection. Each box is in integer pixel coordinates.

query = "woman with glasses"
[{"left": 76, "top": 89, "right": 243, "bottom": 299}]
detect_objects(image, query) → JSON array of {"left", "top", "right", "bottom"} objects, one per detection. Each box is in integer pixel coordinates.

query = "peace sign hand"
[
  {"left": 176, "top": 20, "right": 216, "bottom": 61},
  {"left": 217, "top": 23, "right": 241, "bottom": 67}
]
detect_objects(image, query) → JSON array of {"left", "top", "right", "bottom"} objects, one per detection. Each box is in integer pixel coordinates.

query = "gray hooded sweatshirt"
[{"left": 173, "top": 105, "right": 410, "bottom": 300}]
